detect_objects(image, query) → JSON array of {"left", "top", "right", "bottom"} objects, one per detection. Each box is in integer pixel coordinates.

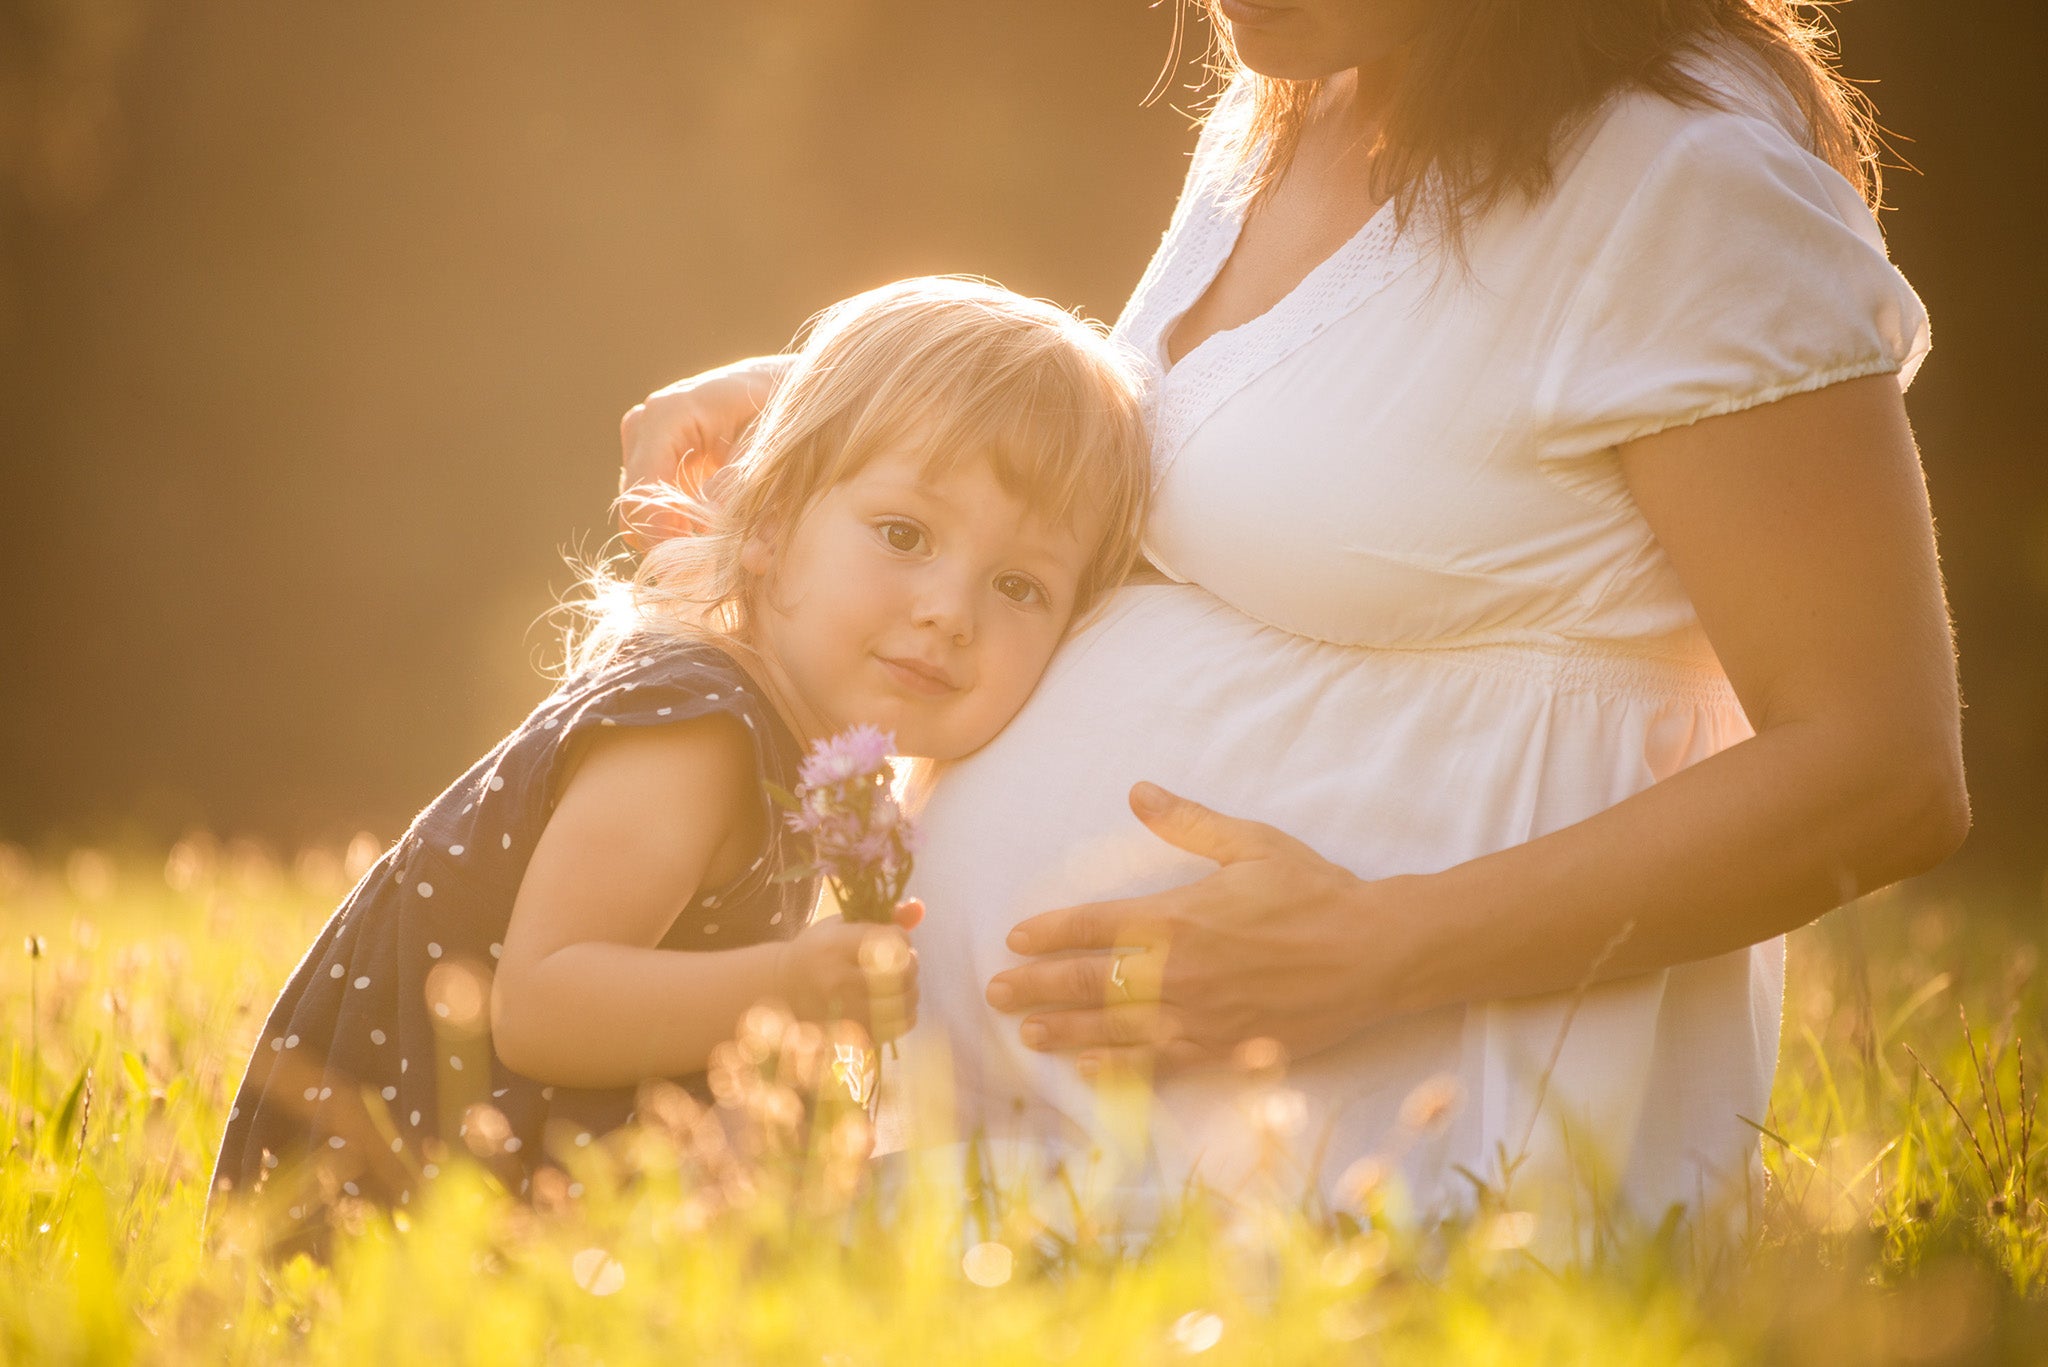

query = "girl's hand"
[
  {"left": 775, "top": 904, "right": 923, "bottom": 1041},
  {"left": 618, "top": 356, "right": 791, "bottom": 547},
  {"left": 983, "top": 784, "right": 1399, "bottom": 1077}
]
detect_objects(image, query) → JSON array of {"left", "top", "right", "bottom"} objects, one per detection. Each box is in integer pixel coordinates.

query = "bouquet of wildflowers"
[{"left": 771, "top": 724, "right": 916, "bottom": 924}]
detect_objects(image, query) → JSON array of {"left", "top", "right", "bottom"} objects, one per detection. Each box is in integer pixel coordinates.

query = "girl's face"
[
  {"left": 1211, "top": 0, "right": 1431, "bottom": 81},
  {"left": 741, "top": 443, "right": 1101, "bottom": 759}
]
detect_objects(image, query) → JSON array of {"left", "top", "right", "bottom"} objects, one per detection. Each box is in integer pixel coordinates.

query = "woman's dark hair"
[{"left": 1199, "top": 0, "right": 1882, "bottom": 248}]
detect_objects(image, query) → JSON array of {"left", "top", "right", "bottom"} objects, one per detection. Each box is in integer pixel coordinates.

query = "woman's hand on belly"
[{"left": 982, "top": 781, "right": 1402, "bottom": 1074}]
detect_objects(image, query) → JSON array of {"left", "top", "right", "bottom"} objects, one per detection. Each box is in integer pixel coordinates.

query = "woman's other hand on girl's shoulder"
[{"left": 619, "top": 355, "right": 793, "bottom": 547}]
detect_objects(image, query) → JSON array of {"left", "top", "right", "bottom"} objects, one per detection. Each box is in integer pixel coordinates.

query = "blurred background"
[{"left": 2, "top": 2, "right": 2041, "bottom": 896}]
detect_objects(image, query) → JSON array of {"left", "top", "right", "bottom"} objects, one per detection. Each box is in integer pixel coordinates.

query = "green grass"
[{"left": 2, "top": 840, "right": 2043, "bottom": 1364}]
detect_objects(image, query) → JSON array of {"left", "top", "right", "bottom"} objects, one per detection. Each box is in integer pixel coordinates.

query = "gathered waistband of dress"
[
  {"left": 1119, "top": 580, "right": 1744, "bottom": 707},
  {"left": 1364, "top": 634, "right": 1742, "bottom": 705}
]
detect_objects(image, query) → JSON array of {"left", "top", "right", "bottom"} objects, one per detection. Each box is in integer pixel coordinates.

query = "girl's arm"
[
  {"left": 984, "top": 374, "right": 1968, "bottom": 1069},
  {"left": 489, "top": 716, "right": 915, "bottom": 1089}
]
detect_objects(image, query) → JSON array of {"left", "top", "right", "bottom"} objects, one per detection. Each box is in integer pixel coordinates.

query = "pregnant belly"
[{"left": 896, "top": 580, "right": 1759, "bottom": 1222}]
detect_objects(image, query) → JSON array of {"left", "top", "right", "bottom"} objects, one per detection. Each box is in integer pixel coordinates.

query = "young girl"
[{"left": 209, "top": 277, "right": 1151, "bottom": 1236}]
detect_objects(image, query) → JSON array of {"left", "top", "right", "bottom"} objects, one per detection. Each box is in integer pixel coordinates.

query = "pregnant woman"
[{"left": 621, "top": 0, "right": 1965, "bottom": 1233}]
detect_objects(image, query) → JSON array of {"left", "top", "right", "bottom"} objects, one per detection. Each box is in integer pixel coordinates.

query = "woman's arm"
[
  {"left": 986, "top": 374, "right": 1967, "bottom": 1070},
  {"left": 490, "top": 717, "right": 916, "bottom": 1088},
  {"left": 618, "top": 355, "right": 793, "bottom": 546}
]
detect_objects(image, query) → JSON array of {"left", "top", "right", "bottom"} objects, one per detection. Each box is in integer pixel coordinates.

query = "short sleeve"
[
  {"left": 534, "top": 642, "right": 792, "bottom": 809},
  {"left": 1536, "top": 108, "right": 1929, "bottom": 470}
]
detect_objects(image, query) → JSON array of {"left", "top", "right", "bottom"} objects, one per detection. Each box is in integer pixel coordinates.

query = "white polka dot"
[
  {"left": 270, "top": 1037, "right": 284, "bottom": 1052},
  {"left": 703, "top": 923, "right": 719, "bottom": 935},
  {"left": 703, "top": 894, "right": 721, "bottom": 909},
  {"left": 448, "top": 844, "right": 464, "bottom": 856},
  {"left": 422, "top": 1163, "right": 439, "bottom": 1179},
  {"left": 417, "top": 882, "right": 433, "bottom": 898},
  {"left": 600, "top": 718, "right": 617, "bottom": 727},
  {"left": 370, "top": 1029, "right": 386, "bottom": 1046},
  {"left": 769, "top": 912, "right": 783, "bottom": 925},
  {"left": 288, "top": 1205, "right": 303, "bottom": 1220},
  {"left": 575, "top": 1132, "right": 591, "bottom": 1147},
  {"left": 410, "top": 1110, "right": 421, "bottom": 1126},
  {"left": 343, "top": 1181, "right": 359, "bottom": 1197},
  {"left": 504, "top": 1137, "right": 523, "bottom": 1153},
  {"left": 354, "top": 976, "right": 371, "bottom": 989},
  {"left": 426, "top": 942, "right": 442, "bottom": 959},
  {"left": 489, "top": 943, "right": 503, "bottom": 959},
  {"left": 303, "top": 1087, "right": 320, "bottom": 1102},
  {"left": 381, "top": 1086, "right": 397, "bottom": 1100},
  {"left": 541, "top": 1087, "right": 554, "bottom": 1100},
  {"left": 434, "top": 1003, "right": 449, "bottom": 1018},
  {"left": 567, "top": 1182, "right": 584, "bottom": 1198},
  {"left": 329, "top": 1136, "right": 346, "bottom": 1149},
  {"left": 449, "top": 1056, "right": 463, "bottom": 1071},
  {"left": 657, "top": 707, "right": 673, "bottom": 716},
  {"left": 541, "top": 717, "right": 558, "bottom": 730},
  {"left": 284, "top": 1034, "right": 299, "bottom": 1049},
  {"left": 705, "top": 692, "right": 719, "bottom": 701},
  {"left": 391, "top": 1137, "right": 404, "bottom": 1152},
  {"left": 263, "top": 1153, "right": 279, "bottom": 1170},
  {"left": 318, "top": 1087, "right": 332, "bottom": 1101},
  {"left": 462, "top": 803, "right": 474, "bottom": 814},
  {"left": 329, "top": 963, "right": 344, "bottom": 979},
  {"left": 399, "top": 1190, "right": 410, "bottom": 1205},
  {"left": 228, "top": 1107, "right": 239, "bottom": 1121},
  {"left": 400, "top": 1058, "right": 408, "bottom": 1073},
  {"left": 492, "top": 1088, "right": 508, "bottom": 1098},
  {"left": 501, "top": 834, "right": 512, "bottom": 850},
  {"left": 488, "top": 776, "right": 505, "bottom": 791}
]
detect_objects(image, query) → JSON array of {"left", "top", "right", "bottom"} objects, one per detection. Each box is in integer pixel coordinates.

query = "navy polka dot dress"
[{"left": 209, "top": 638, "right": 813, "bottom": 1229}]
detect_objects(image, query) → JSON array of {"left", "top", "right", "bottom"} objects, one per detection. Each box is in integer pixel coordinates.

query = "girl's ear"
[{"left": 739, "top": 526, "right": 777, "bottom": 578}]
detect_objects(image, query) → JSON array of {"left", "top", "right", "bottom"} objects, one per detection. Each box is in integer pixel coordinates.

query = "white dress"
[{"left": 897, "top": 65, "right": 1928, "bottom": 1234}]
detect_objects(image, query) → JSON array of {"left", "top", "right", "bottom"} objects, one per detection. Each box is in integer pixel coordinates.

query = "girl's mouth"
[{"left": 877, "top": 655, "right": 958, "bottom": 696}]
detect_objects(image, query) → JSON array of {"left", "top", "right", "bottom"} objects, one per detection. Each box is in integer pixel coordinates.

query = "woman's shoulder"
[{"left": 1557, "top": 48, "right": 1864, "bottom": 218}]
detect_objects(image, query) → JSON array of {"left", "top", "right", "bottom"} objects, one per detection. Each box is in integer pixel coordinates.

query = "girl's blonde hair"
[{"left": 564, "top": 276, "right": 1152, "bottom": 678}]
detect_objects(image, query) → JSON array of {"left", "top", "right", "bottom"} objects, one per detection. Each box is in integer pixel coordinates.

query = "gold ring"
[{"left": 1109, "top": 953, "right": 1133, "bottom": 1003}]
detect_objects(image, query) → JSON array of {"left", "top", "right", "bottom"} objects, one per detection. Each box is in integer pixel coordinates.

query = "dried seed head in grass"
[
  {"left": 1398, "top": 1073, "right": 1463, "bottom": 1134},
  {"left": 1337, "top": 1156, "right": 1389, "bottom": 1210},
  {"left": 461, "top": 1103, "right": 512, "bottom": 1159},
  {"left": 775, "top": 1020, "right": 827, "bottom": 1092},
  {"left": 738, "top": 999, "right": 794, "bottom": 1063},
  {"left": 634, "top": 1079, "right": 703, "bottom": 1139},
  {"left": 1232, "top": 1036, "right": 1288, "bottom": 1082}
]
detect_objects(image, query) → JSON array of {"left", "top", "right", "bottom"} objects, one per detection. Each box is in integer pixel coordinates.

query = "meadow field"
[{"left": 1, "top": 839, "right": 2042, "bottom": 1365}]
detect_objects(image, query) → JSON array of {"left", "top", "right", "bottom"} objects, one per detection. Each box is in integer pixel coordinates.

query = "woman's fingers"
[
  {"left": 1006, "top": 894, "right": 1172, "bottom": 957},
  {"left": 1017, "top": 1002, "right": 1184, "bottom": 1054},
  {"left": 617, "top": 359, "right": 786, "bottom": 546},
  {"left": 986, "top": 947, "right": 1162, "bottom": 1013},
  {"left": 1128, "top": 782, "right": 1301, "bottom": 865}
]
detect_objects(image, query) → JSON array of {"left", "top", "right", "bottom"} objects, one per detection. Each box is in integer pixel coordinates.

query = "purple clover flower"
[{"left": 781, "top": 727, "right": 916, "bottom": 925}]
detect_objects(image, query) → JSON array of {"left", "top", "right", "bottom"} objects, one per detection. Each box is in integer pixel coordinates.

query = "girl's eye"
[
  {"left": 996, "top": 573, "right": 1047, "bottom": 606},
  {"left": 880, "top": 520, "right": 926, "bottom": 553}
]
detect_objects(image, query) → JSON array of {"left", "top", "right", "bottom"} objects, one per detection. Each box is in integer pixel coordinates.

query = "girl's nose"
[{"left": 912, "top": 570, "right": 975, "bottom": 643}]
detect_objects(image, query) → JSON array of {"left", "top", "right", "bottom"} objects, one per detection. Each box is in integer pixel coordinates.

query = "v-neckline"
[
  {"left": 1160, "top": 191, "right": 1398, "bottom": 375},
  {"left": 1138, "top": 174, "right": 1418, "bottom": 479}
]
